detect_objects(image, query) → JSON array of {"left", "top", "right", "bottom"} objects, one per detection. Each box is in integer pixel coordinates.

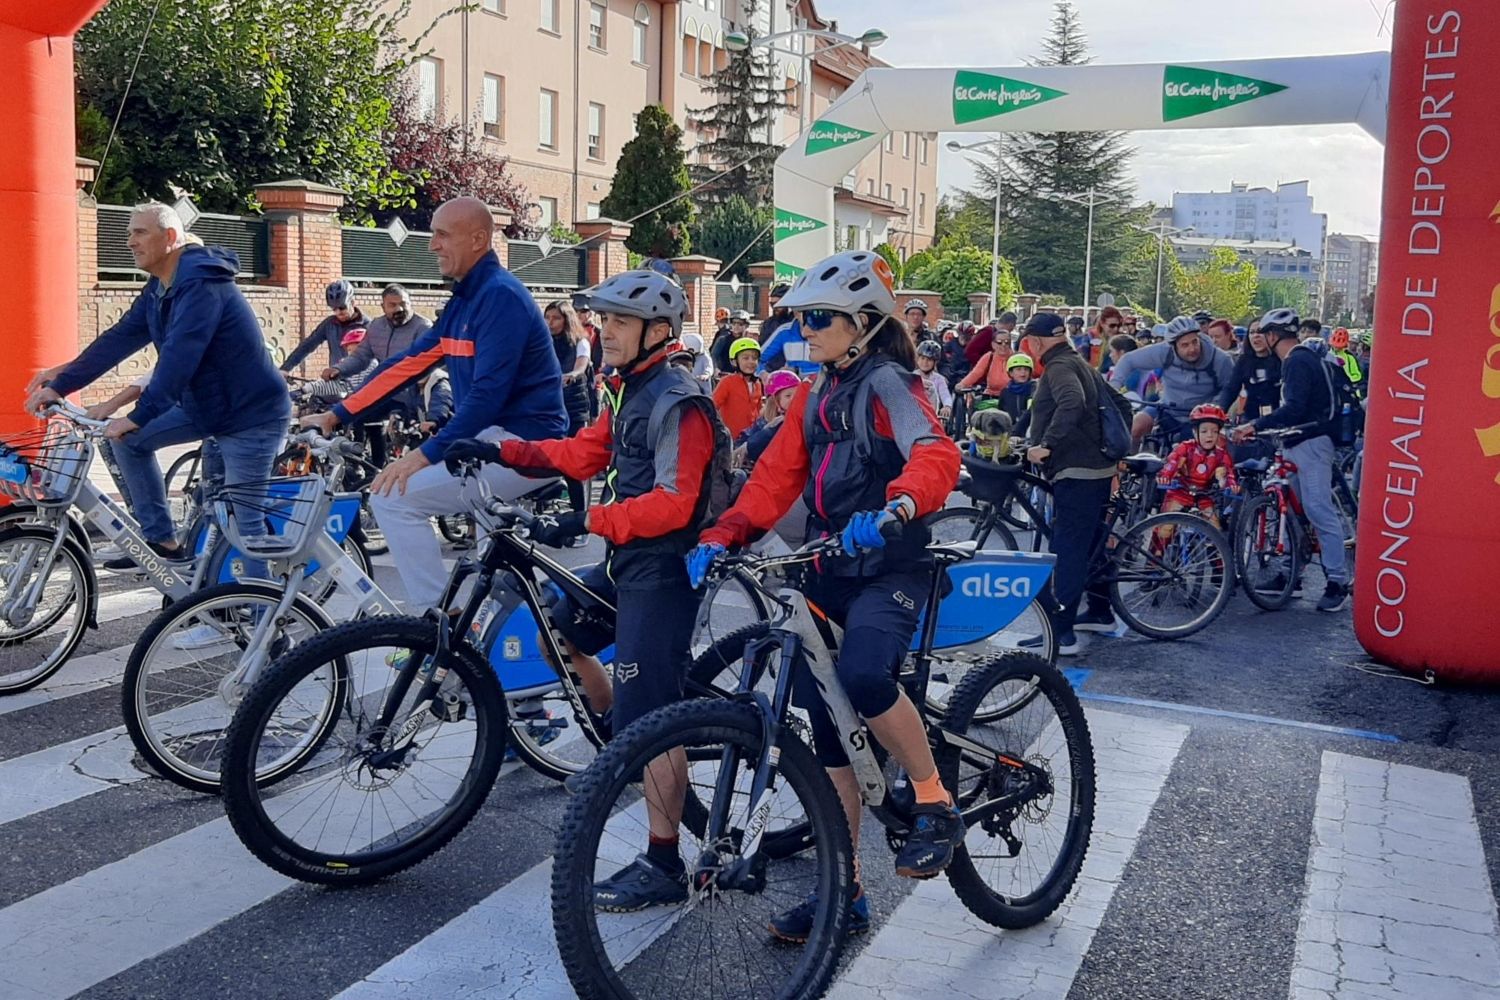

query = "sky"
[{"left": 811, "top": 0, "right": 1395, "bottom": 237}]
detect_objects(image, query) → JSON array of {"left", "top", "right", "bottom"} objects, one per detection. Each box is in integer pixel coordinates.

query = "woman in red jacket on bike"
[{"left": 686, "top": 249, "right": 964, "bottom": 941}]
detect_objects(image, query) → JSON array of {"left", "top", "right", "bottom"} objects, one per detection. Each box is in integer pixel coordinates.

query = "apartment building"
[
  {"left": 403, "top": 0, "right": 937, "bottom": 249},
  {"left": 1171, "top": 180, "right": 1328, "bottom": 258},
  {"left": 1325, "top": 233, "right": 1379, "bottom": 324},
  {"left": 1170, "top": 235, "right": 1323, "bottom": 302}
]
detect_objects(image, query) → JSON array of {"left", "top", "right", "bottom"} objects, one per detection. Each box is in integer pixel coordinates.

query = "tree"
[
  {"left": 1168, "top": 247, "right": 1259, "bottom": 320},
  {"left": 962, "top": 2, "right": 1155, "bottom": 304},
  {"left": 75, "top": 0, "right": 437, "bottom": 213},
  {"left": 691, "top": 196, "right": 771, "bottom": 281},
  {"left": 599, "top": 104, "right": 695, "bottom": 258},
  {"left": 1253, "top": 276, "right": 1311, "bottom": 315},
  {"left": 1320, "top": 284, "right": 1348, "bottom": 324},
  {"left": 933, "top": 193, "right": 994, "bottom": 250},
  {"left": 688, "top": 0, "right": 791, "bottom": 207},
  {"left": 371, "top": 80, "right": 533, "bottom": 233},
  {"left": 906, "top": 242, "right": 1023, "bottom": 312}
]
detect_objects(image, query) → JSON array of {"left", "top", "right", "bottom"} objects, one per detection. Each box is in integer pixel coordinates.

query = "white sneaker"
[
  {"left": 94, "top": 543, "right": 124, "bottom": 562},
  {"left": 172, "top": 623, "right": 229, "bottom": 651}
]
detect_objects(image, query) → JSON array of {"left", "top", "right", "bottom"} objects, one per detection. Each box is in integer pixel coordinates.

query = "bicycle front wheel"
[
  {"left": 1108, "top": 512, "right": 1235, "bottom": 639},
  {"left": 0, "top": 527, "right": 93, "bottom": 695},
  {"left": 1233, "top": 495, "right": 1299, "bottom": 611},
  {"left": 551, "top": 699, "right": 855, "bottom": 1000},
  {"left": 221, "top": 616, "right": 507, "bottom": 885},
  {"left": 937, "top": 651, "right": 1095, "bottom": 929},
  {"left": 123, "top": 581, "right": 334, "bottom": 793},
  {"left": 928, "top": 507, "right": 1020, "bottom": 551}
]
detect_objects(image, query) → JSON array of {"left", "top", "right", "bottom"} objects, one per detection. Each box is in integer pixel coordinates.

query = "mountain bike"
[
  {"left": 122, "top": 432, "right": 383, "bottom": 792},
  {"left": 551, "top": 530, "right": 1095, "bottom": 1000},
  {"left": 1234, "top": 427, "right": 1359, "bottom": 611},
  {"left": 219, "top": 468, "right": 773, "bottom": 883},
  {"left": 925, "top": 453, "right": 1235, "bottom": 640}
]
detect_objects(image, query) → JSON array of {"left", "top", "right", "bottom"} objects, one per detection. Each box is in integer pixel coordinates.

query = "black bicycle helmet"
[
  {"left": 916, "top": 340, "right": 942, "bottom": 361},
  {"left": 326, "top": 279, "right": 354, "bottom": 310}
]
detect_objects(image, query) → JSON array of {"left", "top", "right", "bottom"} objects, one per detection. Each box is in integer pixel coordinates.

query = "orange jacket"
[{"left": 712, "top": 372, "right": 764, "bottom": 439}]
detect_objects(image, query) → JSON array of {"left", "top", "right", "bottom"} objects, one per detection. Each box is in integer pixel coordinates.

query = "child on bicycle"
[
  {"left": 1157, "top": 403, "right": 1239, "bottom": 528},
  {"left": 914, "top": 340, "right": 952, "bottom": 423},
  {"left": 443, "top": 269, "right": 722, "bottom": 912},
  {"left": 737, "top": 369, "right": 802, "bottom": 469},
  {"left": 686, "top": 249, "right": 964, "bottom": 941}
]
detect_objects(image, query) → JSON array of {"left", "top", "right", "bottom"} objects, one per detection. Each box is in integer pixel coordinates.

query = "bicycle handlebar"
[{"left": 39, "top": 400, "right": 110, "bottom": 431}]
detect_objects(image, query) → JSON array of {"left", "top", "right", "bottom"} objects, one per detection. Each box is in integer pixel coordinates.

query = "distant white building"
[{"left": 1171, "top": 181, "right": 1328, "bottom": 259}]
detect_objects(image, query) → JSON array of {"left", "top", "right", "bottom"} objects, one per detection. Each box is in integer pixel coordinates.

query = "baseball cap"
[{"left": 1024, "top": 313, "right": 1067, "bottom": 337}]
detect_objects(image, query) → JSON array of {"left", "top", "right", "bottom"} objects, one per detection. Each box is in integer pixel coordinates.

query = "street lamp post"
[
  {"left": 1054, "top": 187, "right": 1118, "bottom": 324},
  {"left": 1134, "top": 221, "right": 1192, "bottom": 317},
  {"left": 947, "top": 137, "right": 1006, "bottom": 311}
]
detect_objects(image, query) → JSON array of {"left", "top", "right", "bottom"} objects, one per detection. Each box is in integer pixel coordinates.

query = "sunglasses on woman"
[{"left": 797, "top": 309, "right": 853, "bottom": 331}]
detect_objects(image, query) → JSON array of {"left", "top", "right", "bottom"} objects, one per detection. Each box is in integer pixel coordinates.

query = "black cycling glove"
[{"left": 443, "top": 438, "right": 502, "bottom": 476}]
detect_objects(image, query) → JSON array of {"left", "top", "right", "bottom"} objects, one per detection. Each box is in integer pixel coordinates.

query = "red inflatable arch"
[
  {"left": 0, "top": 0, "right": 109, "bottom": 441},
  {"left": 2, "top": 1, "right": 1496, "bottom": 678}
]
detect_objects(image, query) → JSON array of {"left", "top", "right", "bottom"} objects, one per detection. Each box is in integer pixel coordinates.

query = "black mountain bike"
[
  {"left": 551, "top": 531, "right": 1095, "bottom": 1000},
  {"left": 219, "top": 469, "right": 770, "bottom": 885}
]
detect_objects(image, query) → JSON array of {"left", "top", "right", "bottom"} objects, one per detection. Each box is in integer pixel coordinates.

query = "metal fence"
[
  {"left": 97, "top": 205, "right": 270, "bottom": 279},
  {"left": 715, "top": 282, "right": 760, "bottom": 315},
  {"left": 507, "top": 240, "right": 588, "bottom": 289},
  {"left": 341, "top": 226, "right": 444, "bottom": 286}
]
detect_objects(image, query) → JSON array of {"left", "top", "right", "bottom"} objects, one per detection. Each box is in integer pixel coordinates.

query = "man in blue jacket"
[
  {"left": 302, "top": 197, "right": 567, "bottom": 609},
  {"left": 25, "top": 203, "right": 289, "bottom": 568}
]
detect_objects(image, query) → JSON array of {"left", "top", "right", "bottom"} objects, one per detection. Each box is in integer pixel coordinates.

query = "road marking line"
[
  {"left": 1289, "top": 752, "right": 1500, "bottom": 999},
  {"left": 828, "top": 708, "right": 1191, "bottom": 1000}
]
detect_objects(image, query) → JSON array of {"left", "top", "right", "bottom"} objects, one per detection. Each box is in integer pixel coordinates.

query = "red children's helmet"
[{"left": 1189, "top": 403, "right": 1229, "bottom": 426}]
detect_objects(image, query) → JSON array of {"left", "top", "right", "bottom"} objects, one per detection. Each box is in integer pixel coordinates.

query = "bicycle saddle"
[
  {"left": 927, "top": 540, "right": 979, "bottom": 563},
  {"left": 1121, "top": 453, "right": 1164, "bottom": 475}
]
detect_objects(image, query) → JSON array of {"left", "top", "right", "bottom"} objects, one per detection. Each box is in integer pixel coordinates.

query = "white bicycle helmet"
[
  {"left": 575, "top": 269, "right": 687, "bottom": 336},
  {"left": 777, "top": 251, "right": 898, "bottom": 317},
  {"left": 680, "top": 332, "right": 704, "bottom": 353},
  {"left": 1164, "top": 315, "right": 1200, "bottom": 342}
]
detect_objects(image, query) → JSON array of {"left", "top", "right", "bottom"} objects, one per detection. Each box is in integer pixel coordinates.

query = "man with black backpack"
[
  {"left": 1109, "top": 315, "right": 1236, "bottom": 445},
  {"left": 443, "top": 270, "right": 727, "bottom": 907},
  {"left": 1231, "top": 308, "right": 1354, "bottom": 613},
  {"left": 1023, "top": 312, "right": 1134, "bottom": 655}
]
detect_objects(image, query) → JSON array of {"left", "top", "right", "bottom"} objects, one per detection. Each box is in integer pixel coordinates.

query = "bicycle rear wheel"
[
  {"left": 1108, "top": 512, "right": 1234, "bottom": 639},
  {"left": 221, "top": 616, "right": 507, "bottom": 885},
  {"left": 123, "top": 581, "right": 334, "bottom": 793},
  {"left": 937, "top": 652, "right": 1095, "bottom": 929},
  {"left": 551, "top": 699, "right": 855, "bottom": 1000},
  {"left": 0, "top": 528, "right": 93, "bottom": 695},
  {"left": 164, "top": 448, "right": 203, "bottom": 529},
  {"left": 1233, "top": 495, "right": 1299, "bottom": 611}
]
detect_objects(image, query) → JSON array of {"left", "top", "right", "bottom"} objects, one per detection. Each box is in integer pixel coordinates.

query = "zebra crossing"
[{"left": 1, "top": 562, "right": 1498, "bottom": 1000}]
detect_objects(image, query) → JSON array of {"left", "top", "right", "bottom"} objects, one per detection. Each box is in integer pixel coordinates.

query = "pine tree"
[
  {"left": 966, "top": 2, "right": 1153, "bottom": 305},
  {"left": 688, "top": 0, "right": 791, "bottom": 206},
  {"left": 599, "top": 104, "right": 696, "bottom": 258}
]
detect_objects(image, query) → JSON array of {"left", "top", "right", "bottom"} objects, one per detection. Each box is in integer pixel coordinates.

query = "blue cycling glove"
[
  {"left": 840, "top": 502, "right": 906, "bottom": 557},
  {"left": 685, "top": 543, "right": 727, "bottom": 589}
]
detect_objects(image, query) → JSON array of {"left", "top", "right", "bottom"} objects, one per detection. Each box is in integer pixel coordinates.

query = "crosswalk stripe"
[
  {"left": 1289, "top": 752, "right": 1500, "bottom": 1000},
  {"left": 0, "top": 644, "right": 133, "bottom": 718},
  {"left": 827, "top": 708, "right": 1191, "bottom": 1000},
  {"left": 0, "top": 754, "right": 532, "bottom": 1000},
  {"left": 0, "top": 727, "right": 146, "bottom": 826}
]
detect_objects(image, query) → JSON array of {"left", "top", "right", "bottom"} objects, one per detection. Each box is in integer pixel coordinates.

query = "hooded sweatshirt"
[{"left": 52, "top": 245, "right": 290, "bottom": 434}]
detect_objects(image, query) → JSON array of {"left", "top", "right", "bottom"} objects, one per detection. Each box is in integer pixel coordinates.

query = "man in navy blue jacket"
[
  {"left": 302, "top": 197, "right": 567, "bottom": 608},
  {"left": 26, "top": 204, "right": 289, "bottom": 568}
]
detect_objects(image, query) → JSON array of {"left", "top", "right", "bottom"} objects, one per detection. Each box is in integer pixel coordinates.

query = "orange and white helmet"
[{"left": 777, "top": 250, "right": 897, "bottom": 317}]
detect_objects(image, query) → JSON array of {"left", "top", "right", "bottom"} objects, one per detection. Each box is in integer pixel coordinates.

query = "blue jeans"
[{"left": 113, "top": 408, "right": 285, "bottom": 561}]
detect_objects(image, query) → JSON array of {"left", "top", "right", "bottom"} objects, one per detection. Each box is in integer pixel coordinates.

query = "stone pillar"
[
  {"left": 966, "top": 292, "right": 992, "bottom": 327},
  {"left": 75, "top": 158, "right": 98, "bottom": 334},
  {"left": 488, "top": 207, "right": 512, "bottom": 268},
  {"left": 255, "top": 180, "right": 347, "bottom": 370},
  {"left": 671, "top": 255, "right": 722, "bottom": 336},
  {"left": 747, "top": 260, "right": 776, "bottom": 315},
  {"left": 1015, "top": 293, "right": 1039, "bottom": 321},
  {"left": 574, "top": 218, "right": 633, "bottom": 286}
]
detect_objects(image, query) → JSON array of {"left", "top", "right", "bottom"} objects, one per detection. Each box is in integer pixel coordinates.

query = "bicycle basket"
[
  {"left": 959, "top": 453, "right": 1023, "bottom": 505},
  {"left": 0, "top": 422, "right": 93, "bottom": 506},
  {"left": 213, "top": 475, "right": 331, "bottom": 560}
]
